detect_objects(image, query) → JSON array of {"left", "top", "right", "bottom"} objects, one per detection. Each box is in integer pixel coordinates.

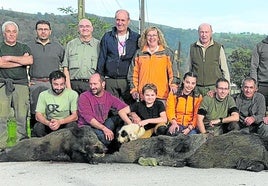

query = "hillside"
[{"left": 0, "top": 9, "right": 266, "bottom": 61}]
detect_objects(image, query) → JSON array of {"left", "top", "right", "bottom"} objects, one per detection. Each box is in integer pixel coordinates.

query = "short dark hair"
[
  {"left": 215, "top": 78, "right": 229, "bottom": 88},
  {"left": 49, "top": 70, "right": 66, "bottom": 83},
  {"left": 35, "top": 20, "right": 51, "bottom": 30}
]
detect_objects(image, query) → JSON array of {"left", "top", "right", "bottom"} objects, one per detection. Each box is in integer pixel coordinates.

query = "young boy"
[{"left": 118, "top": 83, "right": 167, "bottom": 138}]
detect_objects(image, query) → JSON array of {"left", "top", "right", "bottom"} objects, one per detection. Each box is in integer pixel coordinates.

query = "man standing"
[
  {"left": 33, "top": 70, "right": 78, "bottom": 137},
  {"left": 28, "top": 20, "right": 65, "bottom": 126},
  {"left": 78, "top": 73, "right": 128, "bottom": 149},
  {"left": 250, "top": 36, "right": 268, "bottom": 108},
  {"left": 63, "top": 18, "right": 100, "bottom": 95},
  {"left": 197, "top": 78, "right": 239, "bottom": 135},
  {"left": 231, "top": 77, "right": 268, "bottom": 137},
  {"left": 97, "top": 9, "right": 140, "bottom": 104},
  {"left": 187, "top": 23, "right": 230, "bottom": 96},
  {"left": 0, "top": 21, "right": 33, "bottom": 147}
]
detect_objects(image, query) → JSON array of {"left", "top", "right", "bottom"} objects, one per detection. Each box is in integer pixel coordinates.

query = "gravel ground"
[{"left": 0, "top": 162, "right": 268, "bottom": 186}]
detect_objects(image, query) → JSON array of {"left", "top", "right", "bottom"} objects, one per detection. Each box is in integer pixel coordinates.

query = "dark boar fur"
[
  {"left": 97, "top": 131, "right": 268, "bottom": 172},
  {"left": 1, "top": 126, "right": 267, "bottom": 172},
  {"left": 0, "top": 126, "right": 105, "bottom": 164},
  {"left": 97, "top": 133, "right": 209, "bottom": 167},
  {"left": 187, "top": 131, "right": 268, "bottom": 172}
]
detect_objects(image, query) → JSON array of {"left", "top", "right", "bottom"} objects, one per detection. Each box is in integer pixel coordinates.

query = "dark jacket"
[
  {"left": 97, "top": 27, "right": 140, "bottom": 79},
  {"left": 233, "top": 92, "right": 266, "bottom": 124},
  {"left": 250, "top": 36, "right": 268, "bottom": 84}
]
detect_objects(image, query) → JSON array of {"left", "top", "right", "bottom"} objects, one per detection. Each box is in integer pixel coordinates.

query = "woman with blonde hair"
[{"left": 128, "top": 26, "right": 180, "bottom": 105}]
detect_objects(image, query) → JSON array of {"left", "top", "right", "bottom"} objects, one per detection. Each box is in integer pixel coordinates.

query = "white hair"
[{"left": 2, "top": 21, "right": 19, "bottom": 33}]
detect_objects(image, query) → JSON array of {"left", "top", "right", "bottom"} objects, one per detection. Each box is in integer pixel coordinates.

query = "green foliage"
[
  {"left": 0, "top": 9, "right": 266, "bottom": 85},
  {"left": 0, "top": 9, "right": 265, "bottom": 53},
  {"left": 228, "top": 48, "right": 251, "bottom": 87},
  {"left": 89, "top": 16, "right": 112, "bottom": 39},
  {"left": 58, "top": 6, "right": 77, "bottom": 16},
  {"left": 57, "top": 7, "right": 111, "bottom": 46}
]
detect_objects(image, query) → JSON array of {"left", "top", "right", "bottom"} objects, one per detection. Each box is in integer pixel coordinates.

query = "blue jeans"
[
  {"left": 179, "top": 125, "right": 198, "bottom": 134},
  {"left": 93, "top": 116, "right": 122, "bottom": 147},
  {"left": 167, "top": 124, "right": 198, "bottom": 135}
]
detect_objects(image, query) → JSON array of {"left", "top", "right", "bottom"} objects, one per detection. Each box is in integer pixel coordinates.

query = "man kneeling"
[
  {"left": 197, "top": 78, "right": 239, "bottom": 135},
  {"left": 32, "top": 70, "right": 78, "bottom": 137},
  {"left": 230, "top": 77, "right": 268, "bottom": 137}
]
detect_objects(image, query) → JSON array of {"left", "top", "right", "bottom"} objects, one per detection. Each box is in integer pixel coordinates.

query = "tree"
[
  {"left": 228, "top": 48, "right": 251, "bottom": 87},
  {"left": 57, "top": 7, "right": 111, "bottom": 46}
]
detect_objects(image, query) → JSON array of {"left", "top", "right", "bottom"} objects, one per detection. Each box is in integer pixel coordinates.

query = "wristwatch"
[{"left": 219, "top": 118, "right": 223, "bottom": 123}]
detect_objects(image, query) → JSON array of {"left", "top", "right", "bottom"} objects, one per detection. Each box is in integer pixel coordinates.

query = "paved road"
[{"left": 0, "top": 162, "right": 267, "bottom": 186}]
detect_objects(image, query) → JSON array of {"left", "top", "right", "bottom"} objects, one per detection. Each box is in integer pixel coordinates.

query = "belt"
[
  {"left": 31, "top": 78, "right": 50, "bottom": 82},
  {"left": 71, "top": 79, "right": 89, "bottom": 82}
]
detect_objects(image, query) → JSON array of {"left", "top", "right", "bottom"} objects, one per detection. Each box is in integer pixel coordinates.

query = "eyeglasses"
[
  {"left": 146, "top": 34, "right": 158, "bottom": 38},
  {"left": 217, "top": 87, "right": 229, "bottom": 91},
  {"left": 79, "top": 25, "right": 91, "bottom": 28},
  {"left": 37, "top": 28, "right": 50, "bottom": 32}
]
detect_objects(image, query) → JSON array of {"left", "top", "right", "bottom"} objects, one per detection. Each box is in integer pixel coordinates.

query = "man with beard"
[
  {"left": 78, "top": 73, "right": 128, "bottom": 149},
  {"left": 32, "top": 70, "right": 78, "bottom": 137}
]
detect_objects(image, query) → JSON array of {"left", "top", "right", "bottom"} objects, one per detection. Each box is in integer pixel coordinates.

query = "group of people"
[{"left": 1, "top": 9, "right": 268, "bottom": 151}]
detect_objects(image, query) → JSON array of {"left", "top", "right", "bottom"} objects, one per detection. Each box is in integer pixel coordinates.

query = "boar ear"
[{"left": 70, "top": 125, "right": 84, "bottom": 138}]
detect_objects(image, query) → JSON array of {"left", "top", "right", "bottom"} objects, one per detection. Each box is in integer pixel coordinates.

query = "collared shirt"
[
  {"left": 187, "top": 39, "right": 230, "bottom": 84},
  {"left": 28, "top": 38, "right": 64, "bottom": 78},
  {"left": 62, "top": 37, "right": 100, "bottom": 79}
]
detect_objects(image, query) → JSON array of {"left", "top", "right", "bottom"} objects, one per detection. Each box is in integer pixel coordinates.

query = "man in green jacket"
[{"left": 187, "top": 23, "right": 230, "bottom": 96}]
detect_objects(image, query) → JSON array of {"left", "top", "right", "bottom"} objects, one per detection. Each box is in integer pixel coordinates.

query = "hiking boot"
[{"left": 138, "top": 157, "right": 158, "bottom": 166}]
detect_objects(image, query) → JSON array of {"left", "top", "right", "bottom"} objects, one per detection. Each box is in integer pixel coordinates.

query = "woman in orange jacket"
[
  {"left": 166, "top": 72, "right": 202, "bottom": 135},
  {"left": 128, "top": 26, "right": 180, "bottom": 104}
]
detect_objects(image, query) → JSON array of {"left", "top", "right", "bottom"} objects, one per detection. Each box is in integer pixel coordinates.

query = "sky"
[{"left": 1, "top": 0, "right": 268, "bottom": 34}]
